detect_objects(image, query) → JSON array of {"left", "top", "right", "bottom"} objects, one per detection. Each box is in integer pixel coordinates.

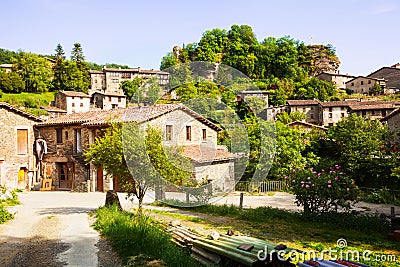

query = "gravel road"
[{"left": 0, "top": 191, "right": 122, "bottom": 267}]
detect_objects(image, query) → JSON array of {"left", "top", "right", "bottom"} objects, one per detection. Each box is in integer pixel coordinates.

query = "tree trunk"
[{"left": 137, "top": 197, "right": 143, "bottom": 216}]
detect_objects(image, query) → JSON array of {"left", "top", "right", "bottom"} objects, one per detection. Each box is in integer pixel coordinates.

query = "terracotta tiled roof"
[
  {"left": 316, "top": 72, "right": 355, "bottom": 78},
  {"left": 0, "top": 102, "right": 43, "bottom": 122},
  {"left": 92, "top": 92, "right": 126, "bottom": 97},
  {"left": 36, "top": 104, "right": 222, "bottom": 131},
  {"left": 182, "top": 145, "right": 237, "bottom": 163},
  {"left": 319, "top": 100, "right": 359, "bottom": 107},
  {"left": 58, "top": 91, "right": 91, "bottom": 98},
  {"left": 286, "top": 121, "right": 327, "bottom": 131},
  {"left": 286, "top": 100, "right": 319, "bottom": 106},
  {"left": 349, "top": 103, "right": 396, "bottom": 111},
  {"left": 40, "top": 106, "right": 67, "bottom": 113},
  {"left": 88, "top": 70, "right": 104, "bottom": 74}
]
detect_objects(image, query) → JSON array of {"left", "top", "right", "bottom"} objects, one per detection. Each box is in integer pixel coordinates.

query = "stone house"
[
  {"left": 349, "top": 102, "right": 397, "bottom": 120},
  {"left": 237, "top": 90, "right": 269, "bottom": 102},
  {"left": 88, "top": 67, "right": 169, "bottom": 96},
  {"left": 381, "top": 108, "right": 400, "bottom": 143},
  {"left": 286, "top": 100, "right": 320, "bottom": 124},
  {"left": 34, "top": 104, "right": 235, "bottom": 192},
  {"left": 40, "top": 106, "right": 67, "bottom": 119},
  {"left": 316, "top": 72, "right": 355, "bottom": 90},
  {"left": 92, "top": 92, "right": 127, "bottom": 110},
  {"left": 0, "top": 102, "right": 43, "bottom": 189},
  {"left": 345, "top": 76, "right": 386, "bottom": 95},
  {"left": 367, "top": 64, "right": 400, "bottom": 90},
  {"left": 318, "top": 100, "right": 356, "bottom": 127},
  {"left": 54, "top": 91, "right": 91, "bottom": 114}
]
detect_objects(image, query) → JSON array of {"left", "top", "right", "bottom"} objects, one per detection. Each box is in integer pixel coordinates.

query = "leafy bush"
[
  {"left": 0, "top": 204, "right": 14, "bottom": 224},
  {"left": 289, "top": 165, "right": 359, "bottom": 213}
]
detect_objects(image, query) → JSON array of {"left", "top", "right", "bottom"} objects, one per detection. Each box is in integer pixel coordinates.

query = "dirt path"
[{"left": 0, "top": 191, "right": 122, "bottom": 267}]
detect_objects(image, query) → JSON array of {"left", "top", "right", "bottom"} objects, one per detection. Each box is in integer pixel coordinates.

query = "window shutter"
[{"left": 17, "top": 129, "right": 28, "bottom": 155}]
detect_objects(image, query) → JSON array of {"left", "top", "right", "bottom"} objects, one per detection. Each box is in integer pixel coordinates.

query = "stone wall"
[
  {"left": 193, "top": 160, "right": 235, "bottom": 192},
  {"left": 0, "top": 108, "right": 38, "bottom": 189},
  {"left": 37, "top": 125, "right": 91, "bottom": 191},
  {"left": 387, "top": 113, "right": 400, "bottom": 143}
]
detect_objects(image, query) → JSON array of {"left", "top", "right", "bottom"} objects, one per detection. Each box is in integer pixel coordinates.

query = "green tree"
[
  {"left": 121, "top": 77, "right": 144, "bottom": 100},
  {"left": 369, "top": 82, "right": 383, "bottom": 96},
  {"left": 328, "top": 114, "right": 389, "bottom": 184},
  {"left": 52, "top": 43, "right": 66, "bottom": 90},
  {"left": 69, "top": 43, "right": 90, "bottom": 92},
  {"left": 71, "top": 43, "right": 85, "bottom": 63},
  {"left": 85, "top": 122, "right": 191, "bottom": 215},
  {"left": 0, "top": 70, "right": 25, "bottom": 93},
  {"left": 12, "top": 52, "right": 53, "bottom": 92},
  {"left": 195, "top": 28, "right": 228, "bottom": 62},
  {"left": 276, "top": 111, "right": 306, "bottom": 124}
]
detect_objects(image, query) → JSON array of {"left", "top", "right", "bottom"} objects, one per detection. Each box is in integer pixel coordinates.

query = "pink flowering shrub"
[{"left": 289, "top": 165, "right": 359, "bottom": 213}]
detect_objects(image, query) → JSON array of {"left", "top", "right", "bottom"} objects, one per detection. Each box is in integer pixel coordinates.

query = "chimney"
[{"left": 138, "top": 67, "right": 140, "bottom": 73}]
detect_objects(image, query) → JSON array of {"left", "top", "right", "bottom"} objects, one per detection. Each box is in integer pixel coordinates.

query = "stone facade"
[
  {"left": 316, "top": 72, "right": 355, "bottom": 90},
  {"left": 0, "top": 103, "right": 42, "bottom": 189},
  {"left": 287, "top": 100, "right": 320, "bottom": 125},
  {"left": 319, "top": 102, "right": 350, "bottom": 127},
  {"left": 34, "top": 104, "right": 234, "bottom": 192},
  {"left": 345, "top": 76, "right": 386, "bottom": 95},
  {"left": 55, "top": 91, "right": 91, "bottom": 114},
  {"left": 89, "top": 67, "right": 169, "bottom": 96},
  {"left": 381, "top": 109, "right": 400, "bottom": 143},
  {"left": 92, "top": 92, "right": 127, "bottom": 110}
]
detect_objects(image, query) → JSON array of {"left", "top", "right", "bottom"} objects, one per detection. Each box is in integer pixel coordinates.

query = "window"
[
  {"left": 72, "top": 103, "right": 75, "bottom": 107},
  {"left": 302, "top": 107, "right": 306, "bottom": 112},
  {"left": 328, "top": 123, "right": 334, "bottom": 127},
  {"left": 109, "top": 96, "right": 112, "bottom": 102},
  {"left": 80, "top": 97, "right": 83, "bottom": 100},
  {"left": 186, "top": 126, "right": 191, "bottom": 141},
  {"left": 341, "top": 106, "right": 345, "bottom": 111},
  {"left": 65, "top": 131, "right": 69, "bottom": 140},
  {"left": 382, "top": 110, "right": 387, "bottom": 117},
  {"left": 351, "top": 83, "right": 354, "bottom": 86},
  {"left": 17, "top": 129, "right": 28, "bottom": 155},
  {"left": 166, "top": 125, "right": 173, "bottom": 141},
  {"left": 75, "top": 129, "right": 82, "bottom": 153},
  {"left": 310, "top": 114, "right": 314, "bottom": 119},
  {"left": 111, "top": 78, "right": 119, "bottom": 83},
  {"left": 56, "top": 128, "right": 63, "bottom": 143},
  {"left": 118, "top": 97, "right": 121, "bottom": 103},
  {"left": 311, "top": 107, "right": 314, "bottom": 110},
  {"left": 80, "top": 103, "right": 83, "bottom": 107},
  {"left": 341, "top": 113, "right": 345, "bottom": 118},
  {"left": 368, "top": 80, "right": 371, "bottom": 84},
  {"left": 111, "top": 104, "right": 118, "bottom": 109},
  {"left": 371, "top": 110, "right": 375, "bottom": 115},
  {"left": 361, "top": 81, "right": 364, "bottom": 85},
  {"left": 328, "top": 107, "right": 332, "bottom": 112},
  {"left": 202, "top": 129, "right": 207, "bottom": 141},
  {"left": 362, "top": 110, "right": 366, "bottom": 116},
  {"left": 328, "top": 113, "right": 332, "bottom": 118}
]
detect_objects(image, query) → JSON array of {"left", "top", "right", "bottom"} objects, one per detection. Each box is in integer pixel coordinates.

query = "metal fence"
[{"left": 235, "top": 180, "right": 287, "bottom": 192}]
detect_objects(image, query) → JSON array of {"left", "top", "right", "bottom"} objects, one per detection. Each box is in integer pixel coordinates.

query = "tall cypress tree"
[{"left": 52, "top": 43, "right": 66, "bottom": 90}]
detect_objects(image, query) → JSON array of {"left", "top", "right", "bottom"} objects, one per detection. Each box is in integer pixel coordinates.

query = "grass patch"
[
  {"left": 0, "top": 92, "right": 55, "bottom": 115},
  {"left": 93, "top": 205, "right": 204, "bottom": 266},
  {"left": 147, "top": 209, "right": 204, "bottom": 223}
]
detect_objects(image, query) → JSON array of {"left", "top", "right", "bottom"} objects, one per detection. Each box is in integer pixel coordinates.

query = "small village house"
[
  {"left": 0, "top": 102, "right": 43, "bottom": 189},
  {"left": 54, "top": 91, "right": 91, "bottom": 114},
  {"left": 92, "top": 92, "right": 127, "bottom": 110},
  {"left": 286, "top": 100, "right": 320, "bottom": 125},
  {"left": 345, "top": 76, "right": 386, "bottom": 95},
  {"left": 381, "top": 108, "right": 400, "bottom": 143},
  {"left": 316, "top": 72, "right": 355, "bottom": 90},
  {"left": 367, "top": 63, "right": 400, "bottom": 91},
  {"left": 34, "top": 104, "right": 236, "bottom": 193}
]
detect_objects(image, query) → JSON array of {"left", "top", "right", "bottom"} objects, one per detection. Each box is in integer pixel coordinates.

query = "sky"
[{"left": 1, "top": 0, "right": 399, "bottom": 76}]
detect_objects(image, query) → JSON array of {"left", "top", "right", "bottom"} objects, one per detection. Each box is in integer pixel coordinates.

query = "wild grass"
[
  {"left": 93, "top": 205, "right": 204, "bottom": 266},
  {"left": 0, "top": 92, "right": 55, "bottom": 115},
  {"left": 0, "top": 204, "right": 14, "bottom": 224}
]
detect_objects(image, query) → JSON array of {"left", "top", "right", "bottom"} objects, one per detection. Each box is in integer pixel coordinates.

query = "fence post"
[{"left": 239, "top": 192, "right": 244, "bottom": 210}]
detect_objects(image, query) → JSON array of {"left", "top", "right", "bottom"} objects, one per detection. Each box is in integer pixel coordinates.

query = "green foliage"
[
  {"left": 276, "top": 111, "right": 306, "bottom": 124},
  {"left": 0, "top": 48, "right": 19, "bottom": 64},
  {"left": 289, "top": 165, "right": 359, "bottom": 213},
  {"left": 327, "top": 114, "right": 389, "bottom": 185},
  {"left": 369, "top": 82, "right": 384, "bottom": 96},
  {"left": 85, "top": 122, "right": 192, "bottom": 214},
  {"left": 12, "top": 52, "right": 53, "bottom": 92},
  {"left": 0, "top": 70, "right": 25, "bottom": 93},
  {"left": 121, "top": 77, "right": 143, "bottom": 100},
  {"left": 94, "top": 205, "right": 202, "bottom": 266},
  {"left": 0, "top": 204, "right": 13, "bottom": 224},
  {"left": 0, "top": 92, "right": 55, "bottom": 108}
]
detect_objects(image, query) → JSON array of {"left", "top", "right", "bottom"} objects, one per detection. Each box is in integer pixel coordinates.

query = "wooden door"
[
  {"left": 96, "top": 165, "right": 104, "bottom": 192},
  {"left": 58, "top": 163, "right": 73, "bottom": 189}
]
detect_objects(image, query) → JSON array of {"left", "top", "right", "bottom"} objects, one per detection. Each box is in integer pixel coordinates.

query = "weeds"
[{"left": 94, "top": 205, "right": 204, "bottom": 266}]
